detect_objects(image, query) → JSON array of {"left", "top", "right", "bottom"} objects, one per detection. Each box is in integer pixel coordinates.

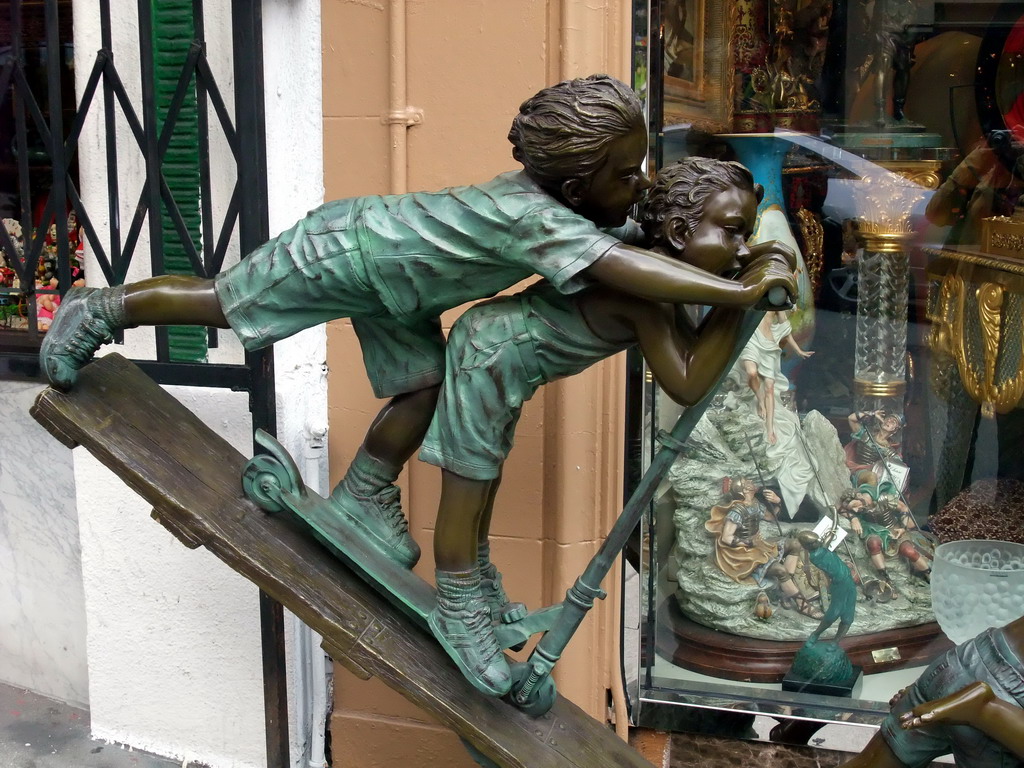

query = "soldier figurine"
[{"left": 706, "top": 476, "right": 822, "bottom": 619}]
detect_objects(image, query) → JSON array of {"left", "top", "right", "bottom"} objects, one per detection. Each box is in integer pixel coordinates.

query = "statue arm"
[
  {"left": 631, "top": 301, "right": 748, "bottom": 407},
  {"left": 782, "top": 332, "right": 813, "bottom": 358},
  {"left": 721, "top": 518, "right": 741, "bottom": 547},
  {"left": 587, "top": 242, "right": 796, "bottom": 308}
]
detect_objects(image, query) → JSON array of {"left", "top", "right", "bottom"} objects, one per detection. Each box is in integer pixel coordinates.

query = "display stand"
[
  {"left": 30, "top": 353, "right": 652, "bottom": 768},
  {"left": 656, "top": 597, "right": 951, "bottom": 683}
]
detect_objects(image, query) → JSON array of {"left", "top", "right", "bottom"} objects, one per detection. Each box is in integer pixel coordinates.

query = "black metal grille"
[
  {"left": 0, "top": 2, "right": 288, "bottom": 764},
  {"left": 0, "top": 0, "right": 269, "bottom": 393}
]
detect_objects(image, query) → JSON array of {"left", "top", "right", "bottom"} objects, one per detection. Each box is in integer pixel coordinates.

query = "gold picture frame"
[{"left": 662, "top": 0, "right": 733, "bottom": 132}]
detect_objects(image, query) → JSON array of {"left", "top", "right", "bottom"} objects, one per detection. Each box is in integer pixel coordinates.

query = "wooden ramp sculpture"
[{"left": 30, "top": 353, "right": 652, "bottom": 768}]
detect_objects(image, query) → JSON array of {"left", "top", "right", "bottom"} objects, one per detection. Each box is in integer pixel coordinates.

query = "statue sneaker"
[
  {"left": 329, "top": 484, "right": 420, "bottom": 568},
  {"left": 429, "top": 569, "right": 512, "bottom": 697},
  {"left": 41, "top": 285, "right": 126, "bottom": 390},
  {"left": 478, "top": 557, "right": 526, "bottom": 625}
]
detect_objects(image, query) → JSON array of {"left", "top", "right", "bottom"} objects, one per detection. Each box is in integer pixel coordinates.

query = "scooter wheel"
[
  {"left": 507, "top": 662, "right": 557, "bottom": 717},
  {"left": 242, "top": 454, "right": 290, "bottom": 513}
]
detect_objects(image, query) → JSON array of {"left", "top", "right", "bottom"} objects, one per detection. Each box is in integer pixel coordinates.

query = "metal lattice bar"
[
  {"left": 194, "top": 56, "right": 239, "bottom": 157},
  {"left": 10, "top": 0, "right": 33, "bottom": 294},
  {"left": 99, "top": 0, "right": 121, "bottom": 275},
  {"left": 192, "top": 0, "right": 217, "bottom": 348},
  {"left": 45, "top": 0, "right": 70, "bottom": 299},
  {"left": 135, "top": 0, "right": 170, "bottom": 362},
  {"left": 209, "top": 183, "right": 240, "bottom": 275},
  {"left": 0, "top": 1, "right": 272, "bottom": 391}
]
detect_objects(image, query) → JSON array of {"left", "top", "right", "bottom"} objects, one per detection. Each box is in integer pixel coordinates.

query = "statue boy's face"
[
  {"left": 680, "top": 185, "right": 758, "bottom": 276},
  {"left": 565, "top": 124, "right": 651, "bottom": 228}
]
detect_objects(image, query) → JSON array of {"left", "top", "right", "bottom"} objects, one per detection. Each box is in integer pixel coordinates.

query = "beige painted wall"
[{"left": 323, "top": 1, "right": 631, "bottom": 763}]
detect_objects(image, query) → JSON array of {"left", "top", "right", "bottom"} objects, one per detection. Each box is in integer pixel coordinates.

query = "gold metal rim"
[
  {"left": 856, "top": 231, "right": 914, "bottom": 252},
  {"left": 853, "top": 379, "right": 907, "bottom": 396}
]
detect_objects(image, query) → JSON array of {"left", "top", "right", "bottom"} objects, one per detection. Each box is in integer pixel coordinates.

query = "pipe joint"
[{"left": 382, "top": 107, "right": 424, "bottom": 127}]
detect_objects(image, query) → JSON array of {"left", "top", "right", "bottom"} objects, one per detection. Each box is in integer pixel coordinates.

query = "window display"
[
  {"left": 627, "top": 0, "right": 1024, "bottom": 746},
  {"left": 0, "top": 0, "right": 81, "bottom": 343}
]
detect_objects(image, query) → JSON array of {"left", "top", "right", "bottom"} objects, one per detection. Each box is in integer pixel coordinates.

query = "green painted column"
[{"left": 153, "top": 0, "right": 206, "bottom": 362}]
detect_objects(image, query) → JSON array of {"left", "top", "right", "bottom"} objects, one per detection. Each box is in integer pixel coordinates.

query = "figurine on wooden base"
[
  {"left": 418, "top": 157, "right": 798, "bottom": 695},
  {"left": 842, "top": 615, "right": 1024, "bottom": 767},
  {"left": 40, "top": 75, "right": 795, "bottom": 572}
]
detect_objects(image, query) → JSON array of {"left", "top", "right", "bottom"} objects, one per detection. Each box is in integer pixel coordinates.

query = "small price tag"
[
  {"left": 812, "top": 517, "right": 847, "bottom": 551},
  {"left": 872, "top": 647, "right": 902, "bottom": 663}
]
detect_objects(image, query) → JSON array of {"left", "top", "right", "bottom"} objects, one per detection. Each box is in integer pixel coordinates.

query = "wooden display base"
[
  {"left": 31, "top": 354, "right": 652, "bottom": 768},
  {"left": 656, "top": 597, "right": 953, "bottom": 683}
]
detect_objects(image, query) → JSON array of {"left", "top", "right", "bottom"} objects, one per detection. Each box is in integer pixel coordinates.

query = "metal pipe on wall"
[
  {"left": 388, "top": 0, "right": 407, "bottom": 194},
  {"left": 384, "top": 0, "right": 423, "bottom": 195}
]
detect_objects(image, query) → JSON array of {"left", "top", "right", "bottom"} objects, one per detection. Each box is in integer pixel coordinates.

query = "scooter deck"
[
  {"left": 245, "top": 435, "right": 557, "bottom": 652},
  {"left": 264, "top": 472, "right": 437, "bottom": 626}
]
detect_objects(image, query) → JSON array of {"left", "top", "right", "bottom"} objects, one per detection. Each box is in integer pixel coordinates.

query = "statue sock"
[
  {"left": 478, "top": 541, "right": 510, "bottom": 616},
  {"left": 338, "top": 446, "right": 400, "bottom": 499},
  {"left": 430, "top": 567, "right": 512, "bottom": 696},
  {"left": 93, "top": 284, "right": 131, "bottom": 329}
]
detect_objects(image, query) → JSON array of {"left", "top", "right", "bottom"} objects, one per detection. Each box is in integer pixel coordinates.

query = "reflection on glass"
[{"left": 629, "top": 0, "right": 1024, "bottom": 743}]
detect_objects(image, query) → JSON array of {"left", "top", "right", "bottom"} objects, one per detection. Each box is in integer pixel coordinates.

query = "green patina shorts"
[
  {"left": 419, "top": 297, "right": 541, "bottom": 480},
  {"left": 881, "top": 626, "right": 1024, "bottom": 767},
  {"left": 214, "top": 198, "right": 445, "bottom": 398}
]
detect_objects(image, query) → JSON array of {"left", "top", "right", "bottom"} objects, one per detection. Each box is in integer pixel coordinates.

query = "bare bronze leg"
[
  {"left": 123, "top": 275, "right": 228, "bottom": 327},
  {"left": 477, "top": 467, "right": 503, "bottom": 546},
  {"left": 41, "top": 275, "right": 228, "bottom": 390},
  {"left": 434, "top": 471, "right": 495, "bottom": 571},
  {"left": 363, "top": 384, "right": 441, "bottom": 468}
]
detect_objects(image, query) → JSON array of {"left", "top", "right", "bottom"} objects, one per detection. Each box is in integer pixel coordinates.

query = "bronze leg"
[
  {"left": 434, "top": 470, "right": 496, "bottom": 571},
  {"left": 123, "top": 275, "right": 228, "bottom": 327},
  {"left": 362, "top": 384, "right": 441, "bottom": 467}
]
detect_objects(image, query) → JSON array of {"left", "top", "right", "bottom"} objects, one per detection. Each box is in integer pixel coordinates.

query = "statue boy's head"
[
  {"left": 639, "top": 157, "right": 764, "bottom": 276},
  {"left": 508, "top": 75, "right": 649, "bottom": 228}
]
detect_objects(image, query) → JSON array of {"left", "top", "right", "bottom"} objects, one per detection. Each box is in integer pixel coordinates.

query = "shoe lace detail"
[
  {"left": 460, "top": 600, "right": 502, "bottom": 661},
  {"left": 50, "top": 290, "right": 116, "bottom": 366},
  {"left": 375, "top": 486, "right": 408, "bottom": 534},
  {"left": 67, "top": 324, "right": 112, "bottom": 361},
  {"left": 479, "top": 562, "right": 509, "bottom": 612}
]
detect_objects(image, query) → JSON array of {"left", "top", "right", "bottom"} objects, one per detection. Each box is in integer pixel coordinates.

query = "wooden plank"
[{"left": 31, "top": 354, "right": 651, "bottom": 768}]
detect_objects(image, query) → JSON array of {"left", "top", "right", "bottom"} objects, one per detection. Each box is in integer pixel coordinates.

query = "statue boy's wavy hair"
[
  {"left": 508, "top": 74, "right": 644, "bottom": 192},
  {"left": 639, "top": 157, "right": 762, "bottom": 247}
]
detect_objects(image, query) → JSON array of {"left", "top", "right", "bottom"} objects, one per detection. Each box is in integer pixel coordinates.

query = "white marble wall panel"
[{"left": 0, "top": 381, "right": 88, "bottom": 706}]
